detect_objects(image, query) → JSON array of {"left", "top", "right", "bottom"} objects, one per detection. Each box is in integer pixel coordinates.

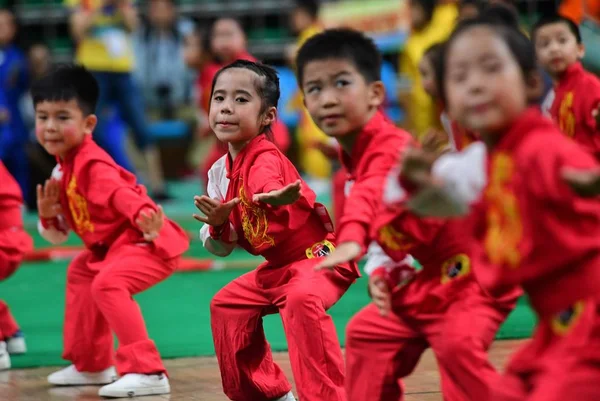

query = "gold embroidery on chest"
[
  {"left": 377, "top": 224, "right": 415, "bottom": 252},
  {"left": 484, "top": 153, "right": 522, "bottom": 268},
  {"left": 66, "top": 175, "right": 94, "bottom": 234},
  {"left": 558, "top": 91, "right": 575, "bottom": 138},
  {"left": 238, "top": 184, "right": 275, "bottom": 249}
]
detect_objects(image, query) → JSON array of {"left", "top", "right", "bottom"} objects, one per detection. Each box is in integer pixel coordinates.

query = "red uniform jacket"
[
  {"left": 0, "top": 161, "right": 25, "bottom": 229},
  {"left": 57, "top": 135, "right": 189, "bottom": 260},
  {"left": 473, "top": 107, "right": 600, "bottom": 317},
  {"left": 219, "top": 135, "right": 355, "bottom": 271},
  {"left": 336, "top": 111, "right": 414, "bottom": 253},
  {"left": 550, "top": 62, "right": 600, "bottom": 158}
]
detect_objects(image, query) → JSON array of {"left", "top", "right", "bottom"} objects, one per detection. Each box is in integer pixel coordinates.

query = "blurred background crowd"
[{"left": 0, "top": 0, "right": 598, "bottom": 214}]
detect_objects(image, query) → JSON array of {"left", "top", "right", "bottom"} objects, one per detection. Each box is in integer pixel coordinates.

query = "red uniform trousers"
[
  {"left": 210, "top": 257, "right": 356, "bottom": 401},
  {"left": 0, "top": 227, "right": 32, "bottom": 340},
  {"left": 492, "top": 299, "right": 600, "bottom": 401},
  {"left": 63, "top": 242, "right": 177, "bottom": 375},
  {"left": 345, "top": 277, "right": 514, "bottom": 401}
]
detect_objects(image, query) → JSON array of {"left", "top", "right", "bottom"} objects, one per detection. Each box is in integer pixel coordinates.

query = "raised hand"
[
  {"left": 421, "top": 128, "right": 449, "bottom": 154},
  {"left": 36, "top": 179, "right": 62, "bottom": 219},
  {"left": 369, "top": 275, "right": 392, "bottom": 316},
  {"left": 314, "top": 241, "right": 362, "bottom": 271},
  {"left": 136, "top": 206, "right": 165, "bottom": 242},
  {"left": 252, "top": 180, "right": 302, "bottom": 206},
  {"left": 193, "top": 195, "right": 239, "bottom": 226},
  {"left": 400, "top": 146, "right": 439, "bottom": 190},
  {"left": 562, "top": 167, "right": 600, "bottom": 197}
]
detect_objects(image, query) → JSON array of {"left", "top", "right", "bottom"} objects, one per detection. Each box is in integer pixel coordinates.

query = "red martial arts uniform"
[
  {"left": 202, "top": 134, "right": 359, "bottom": 401},
  {"left": 198, "top": 52, "right": 290, "bottom": 187},
  {"left": 339, "top": 112, "right": 520, "bottom": 401},
  {"left": 0, "top": 162, "right": 33, "bottom": 341},
  {"left": 39, "top": 135, "right": 189, "bottom": 375},
  {"left": 549, "top": 62, "right": 600, "bottom": 159},
  {"left": 471, "top": 107, "right": 600, "bottom": 401}
]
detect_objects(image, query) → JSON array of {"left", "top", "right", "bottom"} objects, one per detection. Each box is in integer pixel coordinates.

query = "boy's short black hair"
[
  {"left": 294, "top": 0, "right": 320, "bottom": 19},
  {"left": 481, "top": 3, "right": 521, "bottom": 30},
  {"left": 531, "top": 13, "right": 582, "bottom": 44},
  {"left": 296, "top": 28, "right": 381, "bottom": 86},
  {"left": 31, "top": 64, "right": 99, "bottom": 116}
]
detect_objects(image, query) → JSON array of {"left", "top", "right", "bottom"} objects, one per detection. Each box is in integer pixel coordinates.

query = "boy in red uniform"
[
  {"left": 297, "top": 28, "right": 519, "bottom": 401},
  {"left": 404, "top": 17, "right": 600, "bottom": 400},
  {"left": 532, "top": 14, "right": 600, "bottom": 159},
  {"left": 193, "top": 60, "right": 359, "bottom": 401},
  {"left": 0, "top": 161, "right": 33, "bottom": 370},
  {"left": 33, "top": 65, "right": 189, "bottom": 398}
]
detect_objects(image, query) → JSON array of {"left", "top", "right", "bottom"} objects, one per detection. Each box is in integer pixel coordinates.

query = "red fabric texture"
[
  {"left": 491, "top": 300, "right": 600, "bottom": 401},
  {"left": 346, "top": 294, "right": 511, "bottom": 401},
  {"left": 549, "top": 62, "right": 600, "bottom": 159},
  {"left": 57, "top": 135, "right": 189, "bottom": 260},
  {"left": 472, "top": 107, "right": 600, "bottom": 318},
  {"left": 337, "top": 111, "right": 414, "bottom": 254},
  {"left": 210, "top": 257, "right": 356, "bottom": 401},
  {"left": 63, "top": 244, "right": 178, "bottom": 375}
]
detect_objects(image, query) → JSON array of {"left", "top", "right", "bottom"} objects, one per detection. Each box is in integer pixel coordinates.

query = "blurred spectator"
[
  {"left": 286, "top": 0, "right": 332, "bottom": 193},
  {"left": 66, "top": 0, "right": 170, "bottom": 200},
  {"left": 0, "top": 9, "right": 29, "bottom": 204},
  {"left": 133, "top": 0, "right": 195, "bottom": 116},
  {"left": 400, "top": 0, "right": 457, "bottom": 139},
  {"left": 20, "top": 43, "right": 56, "bottom": 210}
]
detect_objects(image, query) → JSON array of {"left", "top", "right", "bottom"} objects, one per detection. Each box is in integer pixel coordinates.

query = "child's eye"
[
  {"left": 482, "top": 61, "right": 501, "bottom": 73},
  {"left": 558, "top": 36, "right": 569, "bottom": 44},
  {"left": 235, "top": 97, "right": 248, "bottom": 103},
  {"left": 335, "top": 79, "right": 350, "bottom": 88},
  {"left": 449, "top": 71, "right": 466, "bottom": 83},
  {"left": 58, "top": 115, "right": 70, "bottom": 121},
  {"left": 213, "top": 95, "right": 224, "bottom": 102},
  {"left": 36, "top": 115, "right": 48, "bottom": 121},
  {"left": 306, "top": 86, "right": 320, "bottom": 94}
]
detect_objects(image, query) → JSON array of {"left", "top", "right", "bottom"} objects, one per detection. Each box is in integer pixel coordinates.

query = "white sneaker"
[
  {"left": 48, "top": 365, "right": 117, "bottom": 386},
  {"left": 273, "top": 391, "right": 296, "bottom": 401},
  {"left": 0, "top": 342, "right": 10, "bottom": 371},
  {"left": 6, "top": 336, "right": 26, "bottom": 355},
  {"left": 98, "top": 373, "right": 170, "bottom": 398}
]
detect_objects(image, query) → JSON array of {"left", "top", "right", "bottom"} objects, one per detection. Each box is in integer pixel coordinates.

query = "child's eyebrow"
[{"left": 234, "top": 89, "right": 253, "bottom": 97}]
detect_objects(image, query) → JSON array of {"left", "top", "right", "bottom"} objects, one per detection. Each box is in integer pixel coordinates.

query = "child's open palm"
[
  {"left": 253, "top": 180, "right": 302, "bottom": 206},
  {"left": 193, "top": 196, "right": 240, "bottom": 226},
  {"left": 36, "top": 179, "right": 62, "bottom": 219},
  {"left": 136, "top": 206, "right": 164, "bottom": 242}
]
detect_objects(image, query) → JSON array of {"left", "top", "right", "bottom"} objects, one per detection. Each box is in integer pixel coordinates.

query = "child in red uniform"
[
  {"left": 297, "top": 28, "right": 519, "bottom": 401},
  {"left": 0, "top": 161, "right": 33, "bottom": 370},
  {"left": 33, "top": 65, "right": 189, "bottom": 398},
  {"left": 406, "top": 17, "right": 600, "bottom": 400},
  {"left": 532, "top": 14, "right": 600, "bottom": 159},
  {"left": 198, "top": 18, "right": 290, "bottom": 187},
  {"left": 193, "top": 59, "right": 359, "bottom": 401}
]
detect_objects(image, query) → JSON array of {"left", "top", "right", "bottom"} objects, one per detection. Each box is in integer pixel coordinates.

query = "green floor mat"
[{"left": 1, "top": 260, "right": 535, "bottom": 370}]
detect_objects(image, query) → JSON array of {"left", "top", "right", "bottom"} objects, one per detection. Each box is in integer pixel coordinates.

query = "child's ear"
[
  {"left": 368, "top": 80, "right": 386, "bottom": 109},
  {"left": 262, "top": 106, "right": 277, "bottom": 127},
  {"left": 577, "top": 43, "right": 585, "bottom": 60},
  {"left": 84, "top": 114, "right": 98, "bottom": 135},
  {"left": 525, "top": 70, "right": 544, "bottom": 103}
]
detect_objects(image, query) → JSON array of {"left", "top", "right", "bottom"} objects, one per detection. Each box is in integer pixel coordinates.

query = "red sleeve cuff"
[
  {"left": 209, "top": 223, "right": 233, "bottom": 244},
  {"left": 40, "top": 216, "right": 59, "bottom": 230},
  {"left": 337, "top": 221, "right": 369, "bottom": 256}
]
